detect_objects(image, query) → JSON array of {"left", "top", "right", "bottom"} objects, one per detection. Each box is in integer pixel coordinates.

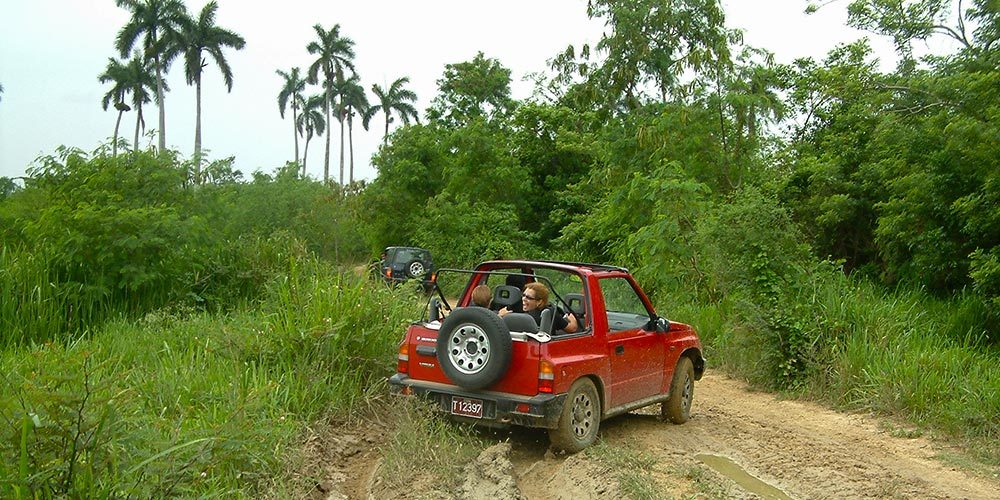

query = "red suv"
[{"left": 388, "top": 260, "right": 705, "bottom": 452}]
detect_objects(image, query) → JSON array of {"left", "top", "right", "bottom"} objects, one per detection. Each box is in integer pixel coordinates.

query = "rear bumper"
[{"left": 388, "top": 374, "right": 566, "bottom": 429}]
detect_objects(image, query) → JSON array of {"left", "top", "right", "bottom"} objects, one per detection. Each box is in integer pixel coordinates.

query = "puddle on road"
[{"left": 696, "top": 454, "right": 792, "bottom": 500}]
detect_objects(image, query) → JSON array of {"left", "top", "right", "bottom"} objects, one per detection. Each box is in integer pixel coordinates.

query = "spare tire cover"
[{"left": 436, "top": 307, "right": 512, "bottom": 390}]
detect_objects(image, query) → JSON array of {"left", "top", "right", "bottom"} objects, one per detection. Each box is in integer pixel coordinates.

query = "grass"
[
  {"left": 374, "top": 398, "right": 486, "bottom": 494},
  {"left": 586, "top": 439, "right": 663, "bottom": 499},
  {"left": 0, "top": 257, "right": 425, "bottom": 498},
  {"left": 674, "top": 463, "right": 729, "bottom": 499},
  {"left": 0, "top": 246, "right": 113, "bottom": 348}
]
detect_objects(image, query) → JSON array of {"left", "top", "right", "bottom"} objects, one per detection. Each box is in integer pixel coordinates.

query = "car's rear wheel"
[
  {"left": 549, "top": 378, "right": 600, "bottom": 453},
  {"left": 662, "top": 356, "right": 694, "bottom": 424},
  {"left": 436, "top": 308, "right": 512, "bottom": 390}
]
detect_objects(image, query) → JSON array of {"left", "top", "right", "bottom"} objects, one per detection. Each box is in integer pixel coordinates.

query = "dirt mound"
[
  {"left": 515, "top": 451, "right": 621, "bottom": 500},
  {"left": 459, "top": 443, "right": 524, "bottom": 500}
]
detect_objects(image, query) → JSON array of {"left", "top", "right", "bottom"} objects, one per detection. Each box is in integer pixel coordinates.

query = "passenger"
[
  {"left": 471, "top": 284, "right": 492, "bottom": 308},
  {"left": 500, "top": 282, "right": 578, "bottom": 334}
]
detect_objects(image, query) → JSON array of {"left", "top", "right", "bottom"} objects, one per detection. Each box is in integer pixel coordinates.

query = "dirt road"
[{"left": 312, "top": 373, "right": 1000, "bottom": 499}]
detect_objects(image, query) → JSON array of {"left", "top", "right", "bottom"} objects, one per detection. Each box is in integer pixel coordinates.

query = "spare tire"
[
  {"left": 406, "top": 260, "right": 426, "bottom": 278},
  {"left": 437, "top": 307, "right": 512, "bottom": 390}
]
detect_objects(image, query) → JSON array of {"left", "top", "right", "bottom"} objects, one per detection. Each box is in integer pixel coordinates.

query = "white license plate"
[{"left": 451, "top": 396, "right": 484, "bottom": 418}]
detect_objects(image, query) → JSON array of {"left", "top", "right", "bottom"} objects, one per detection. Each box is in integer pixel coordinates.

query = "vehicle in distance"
[{"left": 375, "top": 246, "right": 436, "bottom": 292}]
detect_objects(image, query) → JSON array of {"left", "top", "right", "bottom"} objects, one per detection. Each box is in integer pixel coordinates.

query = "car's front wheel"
[
  {"left": 662, "top": 356, "right": 694, "bottom": 424},
  {"left": 549, "top": 378, "right": 600, "bottom": 453}
]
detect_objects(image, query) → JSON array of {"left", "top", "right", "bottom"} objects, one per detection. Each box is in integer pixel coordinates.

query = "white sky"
[{"left": 0, "top": 0, "right": 897, "bottom": 183}]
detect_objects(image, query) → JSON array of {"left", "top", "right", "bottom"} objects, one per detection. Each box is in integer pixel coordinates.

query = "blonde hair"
[
  {"left": 471, "top": 285, "right": 492, "bottom": 307},
  {"left": 524, "top": 282, "right": 550, "bottom": 308}
]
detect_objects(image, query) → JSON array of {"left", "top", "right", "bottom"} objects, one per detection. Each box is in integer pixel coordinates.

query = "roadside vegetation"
[{"left": 2, "top": 0, "right": 999, "bottom": 496}]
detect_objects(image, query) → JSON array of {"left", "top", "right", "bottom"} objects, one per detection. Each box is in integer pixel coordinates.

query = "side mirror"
[
  {"left": 649, "top": 316, "right": 670, "bottom": 332},
  {"left": 429, "top": 297, "right": 442, "bottom": 322},
  {"left": 659, "top": 317, "right": 672, "bottom": 332},
  {"left": 539, "top": 307, "right": 555, "bottom": 334}
]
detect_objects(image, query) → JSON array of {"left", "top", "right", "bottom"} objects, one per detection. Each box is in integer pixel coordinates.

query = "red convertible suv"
[{"left": 388, "top": 260, "right": 705, "bottom": 452}]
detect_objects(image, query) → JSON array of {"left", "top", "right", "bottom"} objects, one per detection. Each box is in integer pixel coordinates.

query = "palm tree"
[
  {"left": 367, "top": 77, "right": 419, "bottom": 147},
  {"left": 99, "top": 57, "right": 132, "bottom": 158},
  {"left": 339, "top": 74, "right": 370, "bottom": 184},
  {"left": 115, "top": 0, "right": 187, "bottom": 153},
  {"left": 296, "top": 94, "right": 327, "bottom": 178},
  {"left": 306, "top": 24, "right": 355, "bottom": 184},
  {"left": 98, "top": 53, "right": 158, "bottom": 155},
  {"left": 166, "top": 1, "right": 245, "bottom": 179},
  {"left": 276, "top": 67, "right": 306, "bottom": 165}
]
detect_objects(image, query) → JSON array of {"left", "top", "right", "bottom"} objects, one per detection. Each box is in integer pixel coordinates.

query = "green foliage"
[
  {"left": 970, "top": 248, "right": 1000, "bottom": 311},
  {"left": 511, "top": 103, "right": 601, "bottom": 246},
  {"left": 692, "top": 187, "right": 818, "bottom": 387},
  {"left": 19, "top": 150, "right": 201, "bottom": 301},
  {"left": 367, "top": 76, "right": 420, "bottom": 145},
  {"left": 414, "top": 197, "right": 536, "bottom": 269},
  {"left": 781, "top": 33, "right": 1000, "bottom": 296},
  {"left": 5, "top": 1, "right": 1000, "bottom": 491},
  {"left": 0, "top": 147, "right": 369, "bottom": 346},
  {"left": 427, "top": 52, "right": 514, "bottom": 126},
  {"left": 1, "top": 349, "right": 130, "bottom": 498},
  {"left": 0, "top": 177, "right": 17, "bottom": 202},
  {"left": 586, "top": 0, "right": 736, "bottom": 107},
  {"left": 201, "top": 166, "right": 367, "bottom": 262},
  {"left": 361, "top": 124, "right": 448, "bottom": 251},
  {"left": 562, "top": 159, "right": 710, "bottom": 296}
]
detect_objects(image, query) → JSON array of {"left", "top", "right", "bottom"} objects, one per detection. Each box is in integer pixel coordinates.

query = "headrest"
[
  {"left": 502, "top": 313, "right": 538, "bottom": 334},
  {"left": 564, "top": 293, "right": 585, "bottom": 316},
  {"left": 492, "top": 285, "right": 521, "bottom": 309}
]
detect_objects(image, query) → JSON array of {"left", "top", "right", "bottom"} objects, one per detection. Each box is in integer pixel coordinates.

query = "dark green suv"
[{"left": 376, "top": 246, "right": 436, "bottom": 291}]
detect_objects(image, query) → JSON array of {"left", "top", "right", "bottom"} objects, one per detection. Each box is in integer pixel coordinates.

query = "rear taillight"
[
  {"left": 396, "top": 343, "right": 409, "bottom": 374},
  {"left": 538, "top": 359, "right": 555, "bottom": 393}
]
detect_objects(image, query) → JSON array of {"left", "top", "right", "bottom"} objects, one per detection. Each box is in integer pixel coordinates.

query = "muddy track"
[{"left": 314, "top": 373, "right": 1000, "bottom": 499}]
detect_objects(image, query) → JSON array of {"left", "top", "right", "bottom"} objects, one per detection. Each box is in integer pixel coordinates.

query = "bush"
[
  {"left": 19, "top": 150, "right": 203, "bottom": 303},
  {"left": 693, "top": 186, "right": 818, "bottom": 388}
]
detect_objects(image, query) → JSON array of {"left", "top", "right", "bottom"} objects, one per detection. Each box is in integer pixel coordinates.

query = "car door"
[{"left": 599, "top": 277, "right": 665, "bottom": 408}]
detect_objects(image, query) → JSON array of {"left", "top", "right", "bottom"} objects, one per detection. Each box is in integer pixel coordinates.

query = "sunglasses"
[{"left": 523, "top": 294, "right": 539, "bottom": 301}]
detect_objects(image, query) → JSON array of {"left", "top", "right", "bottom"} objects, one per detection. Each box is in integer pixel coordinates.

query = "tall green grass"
[
  {"left": 805, "top": 278, "right": 1000, "bottom": 442},
  {"left": 0, "top": 245, "right": 113, "bottom": 348},
  {"left": 0, "top": 254, "right": 423, "bottom": 498}
]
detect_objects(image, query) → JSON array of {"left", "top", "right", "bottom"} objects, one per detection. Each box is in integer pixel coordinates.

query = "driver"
[{"left": 500, "top": 282, "right": 578, "bottom": 333}]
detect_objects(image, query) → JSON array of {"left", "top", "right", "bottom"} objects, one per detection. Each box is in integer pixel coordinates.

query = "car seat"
[
  {"left": 492, "top": 285, "right": 522, "bottom": 312},
  {"left": 502, "top": 313, "right": 539, "bottom": 334},
  {"left": 564, "top": 293, "right": 585, "bottom": 319}
]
